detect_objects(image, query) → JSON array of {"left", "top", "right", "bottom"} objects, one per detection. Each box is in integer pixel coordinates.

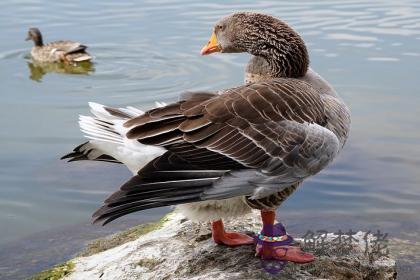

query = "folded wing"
[{"left": 93, "top": 78, "right": 340, "bottom": 224}]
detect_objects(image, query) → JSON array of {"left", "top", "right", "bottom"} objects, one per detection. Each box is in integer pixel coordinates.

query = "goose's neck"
[
  {"left": 247, "top": 35, "right": 309, "bottom": 79},
  {"left": 245, "top": 57, "right": 337, "bottom": 97}
]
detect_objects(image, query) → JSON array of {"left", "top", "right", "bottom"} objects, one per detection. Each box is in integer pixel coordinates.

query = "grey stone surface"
[{"left": 63, "top": 211, "right": 396, "bottom": 280}]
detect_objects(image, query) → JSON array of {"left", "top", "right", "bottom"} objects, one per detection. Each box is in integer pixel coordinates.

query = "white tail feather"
[
  {"left": 155, "top": 101, "right": 167, "bottom": 108},
  {"left": 88, "top": 102, "right": 145, "bottom": 119},
  {"left": 77, "top": 102, "right": 165, "bottom": 173}
]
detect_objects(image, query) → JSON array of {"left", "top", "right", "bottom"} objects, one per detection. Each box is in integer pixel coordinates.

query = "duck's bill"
[
  {"left": 25, "top": 36, "right": 31, "bottom": 41},
  {"left": 201, "top": 32, "right": 221, "bottom": 55}
]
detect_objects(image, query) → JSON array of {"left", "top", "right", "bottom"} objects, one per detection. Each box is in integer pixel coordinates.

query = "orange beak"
[{"left": 200, "top": 32, "right": 221, "bottom": 55}]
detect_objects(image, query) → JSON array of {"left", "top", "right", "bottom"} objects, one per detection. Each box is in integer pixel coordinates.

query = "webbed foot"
[
  {"left": 211, "top": 219, "right": 254, "bottom": 246},
  {"left": 256, "top": 244, "right": 315, "bottom": 263}
]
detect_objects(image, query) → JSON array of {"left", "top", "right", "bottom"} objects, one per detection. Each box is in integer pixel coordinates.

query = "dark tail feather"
[
  {"left": 61, "top": 141, "right": 122, "bottom": 164},
  {"left": 92, "top": 174, "right": 219, "bottom": 225},
  {"left": 93, "top": 191, "right": 205, "bottom": 226},
  {"left": 95, "top": 197, "right": 203, "bottom": 226},
  {"left": 92, "top": 151, "right": 228, "bottom": 225}
]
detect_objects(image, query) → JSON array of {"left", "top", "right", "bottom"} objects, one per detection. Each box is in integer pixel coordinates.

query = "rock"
[
  {"left": 30, "top": 261, "right": 75, "bottom": 280},
  {"left": 33, "top": 211, "right": 397, "bottom": 280}
]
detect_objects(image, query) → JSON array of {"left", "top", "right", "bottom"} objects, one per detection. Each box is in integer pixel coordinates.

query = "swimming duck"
[
  {"left": 26, "top": 27, "right": 92, "bottom": 64},
  {"left": 63, "top": 12, "right": 350, "bottom": 264}
]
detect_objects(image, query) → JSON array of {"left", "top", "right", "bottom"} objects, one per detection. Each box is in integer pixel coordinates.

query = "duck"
[
  {"left": 25, "top": 27, "right": 92, "bottom": 64},
  {"left": 62, "top": 12, "right": 350, "bottom": 264}
]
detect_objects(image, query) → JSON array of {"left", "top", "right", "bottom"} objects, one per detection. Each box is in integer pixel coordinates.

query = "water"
[{"left": 0, "top": 0, "right": 419, "bottom": 279}]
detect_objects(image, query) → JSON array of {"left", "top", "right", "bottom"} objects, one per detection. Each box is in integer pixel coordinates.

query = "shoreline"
[
  {"left": 30, "top": 211, "right": 401, "bottom": 280},
  {"left": 0, "top": 210, "right": 169, "bottom": 280}
]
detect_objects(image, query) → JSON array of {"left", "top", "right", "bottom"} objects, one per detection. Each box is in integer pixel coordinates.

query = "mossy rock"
[
  {"left": 29, "top": 261, "right": 74, "bottom": 280},
  {"left": 80, "top": 212, "right": 173, "bottom": 257}
]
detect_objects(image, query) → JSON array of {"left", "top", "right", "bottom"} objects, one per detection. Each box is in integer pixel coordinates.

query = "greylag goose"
[
  {"left": 26, "top": 28, "right": 92, "bottom": 64},
  {"left": 63, "top": 12, "right": 350, "bottom": 264}
]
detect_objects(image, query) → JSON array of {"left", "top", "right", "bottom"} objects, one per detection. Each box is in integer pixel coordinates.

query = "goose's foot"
[
  {"left": 257, "top": 210, "right": 315, "bottom": 264},
  {"left": 211, "top": 219, "right": 254, "bottom": 246},
  {"left": 255, "top": 244, "right": 315, "bottom": 263}
]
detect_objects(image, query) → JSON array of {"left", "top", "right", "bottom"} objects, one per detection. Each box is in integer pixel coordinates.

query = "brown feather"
[
  {"left": 183, "top": 123, "right": 225, "bottom": 142},
  {"left": 122, "top": 78, "right": 327, "bottom": 171},
  {"left": 178, "top": 116, "right": 211, "bottom": 132},
  {"left": 127, "top": 117, "right": 184, "bottom": 139}
]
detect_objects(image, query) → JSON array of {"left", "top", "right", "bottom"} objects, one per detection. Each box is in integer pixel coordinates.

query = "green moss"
[
  {"left": 80, "top": 212, "right": 173, "bottom": 257},
  {"left": 29, "top": 261, "right": 75, "bottom": 280},
  {"left": 29, "top": 213, "right": 174, "bottom": 279}
]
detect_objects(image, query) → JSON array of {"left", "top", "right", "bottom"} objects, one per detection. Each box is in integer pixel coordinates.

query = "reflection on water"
[
  {"left": 27, "top": 60, "right": 94, "bottom": 81},
  {"left": 0, "top": 0, "right": 419, "bottom": 279}
]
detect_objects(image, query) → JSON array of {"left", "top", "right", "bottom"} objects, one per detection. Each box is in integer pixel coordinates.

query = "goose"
[
  {"left": 25, "top": 27, "right": 92, "bottom": 64},
  {"left": 62, "top": 12, "right": 350, "bottom": 263}
]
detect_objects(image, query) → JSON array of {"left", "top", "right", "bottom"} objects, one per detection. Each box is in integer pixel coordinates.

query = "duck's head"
[
  {"left": 201, "top": 12, "right": 309, "bottom": 78},
  {"left": 26, "top": 27, "right": 43, "bottom": 47}
]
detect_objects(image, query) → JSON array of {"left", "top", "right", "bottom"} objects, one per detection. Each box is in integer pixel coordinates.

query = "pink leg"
[
  {"left": 211, "top": 219, "right": 254, "bottom": 246},
  {"left": 256, "top": 210, "right": 315, "bottom": 263}
]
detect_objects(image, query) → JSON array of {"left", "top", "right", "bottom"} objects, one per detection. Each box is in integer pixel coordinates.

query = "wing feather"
[{"left": 93, "top": 79, "right": 341, "bottom": 224}]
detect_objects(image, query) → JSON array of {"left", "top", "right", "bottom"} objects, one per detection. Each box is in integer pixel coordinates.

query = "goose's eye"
[{"left": 217, "top": 25, "right": 224, "bottom": 32}]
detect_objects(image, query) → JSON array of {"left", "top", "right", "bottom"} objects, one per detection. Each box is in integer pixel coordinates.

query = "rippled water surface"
[{"left": 1, "top": 0, "right": 420, "bottom": 279}]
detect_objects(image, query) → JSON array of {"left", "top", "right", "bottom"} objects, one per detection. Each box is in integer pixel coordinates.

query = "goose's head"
[
  {"left": 201, "top": 12, "right": 309, "bottom": 78},
  {"left": 26, "top": 27, "right": 43, "bottom": 47}
]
